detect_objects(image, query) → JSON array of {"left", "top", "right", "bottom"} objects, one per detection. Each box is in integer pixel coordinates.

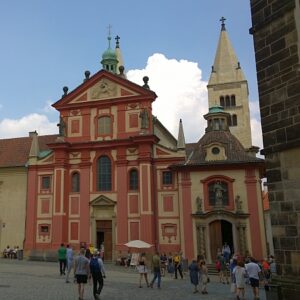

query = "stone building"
[
  {"left": 1, "top": 22, "right": 267, "bottom": 263},
  {"left": 250, "top": 0, "right": 300, "bottom": 298}
]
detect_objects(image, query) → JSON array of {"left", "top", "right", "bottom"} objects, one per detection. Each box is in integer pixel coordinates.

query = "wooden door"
[
  {"left": 209, "top": 220, "right": 222, "bottom": 261},
  {"left": 96, "top": 220, "right": 112, "bottom": 261}
]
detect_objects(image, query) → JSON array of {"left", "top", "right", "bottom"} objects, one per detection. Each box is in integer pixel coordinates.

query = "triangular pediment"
[
  {"left": 90, "top": 195, "right": 116, "bottom": 207},
  {"left": 52, "top": 70, "right": 157, "bottom": 110}
]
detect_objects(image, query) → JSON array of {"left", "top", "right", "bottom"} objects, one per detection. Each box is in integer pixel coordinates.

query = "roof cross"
[
  {"left": 115, "top": 35, "right": 120, "bottom": 47},
  {"left": 220, "top": 16, "right": 226, "bottom": 31}
]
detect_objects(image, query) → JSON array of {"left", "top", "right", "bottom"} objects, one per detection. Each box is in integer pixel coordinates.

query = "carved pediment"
[
  {"left": 90, "top": 78, "right": 118, "bottom": 100},
  {"left": 90, "top": 195, "right": 116, "bottom": 207}
]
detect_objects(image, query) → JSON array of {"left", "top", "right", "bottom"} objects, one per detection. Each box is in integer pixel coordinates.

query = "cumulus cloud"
[
  {"left": 0, "top": 53, "right": 263, "bottom": 152},
  {"left": 249, "top": 100, "right": 264, "bottom": 152},
  {"left": 127, "top": 53, "right": 208, "bottom": 143},
  {"left": 0, "top": 113, "right": 58, "bottom": 138}
]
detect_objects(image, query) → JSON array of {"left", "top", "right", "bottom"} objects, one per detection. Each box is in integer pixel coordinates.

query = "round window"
[{"left": 212, "top": 147, "right": 220, "bottom": 155}]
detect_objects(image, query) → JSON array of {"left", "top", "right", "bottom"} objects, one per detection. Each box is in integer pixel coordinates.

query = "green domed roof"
[
  {"left": 102, "top": 39, "right": 117, "bottom": 60},
  {"left": 101, "top": 35, "right": 118, "bottom": 73}
]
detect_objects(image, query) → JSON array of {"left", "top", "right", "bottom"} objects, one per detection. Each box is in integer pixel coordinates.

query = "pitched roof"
[
  {"left": 175, "top": 130, "right": 263, "bottom": 168},
  {"left": 0, "top": 134, "right": 58, "bottom": 168}
]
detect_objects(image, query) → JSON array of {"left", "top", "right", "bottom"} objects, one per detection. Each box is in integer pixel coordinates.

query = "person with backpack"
[{"left": 90, "top": 251, "right": 106, "bottom": 300}]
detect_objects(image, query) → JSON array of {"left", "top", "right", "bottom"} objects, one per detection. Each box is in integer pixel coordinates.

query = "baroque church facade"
[{"left": 0, "top": 22, "right": 267, "bottom": 262}]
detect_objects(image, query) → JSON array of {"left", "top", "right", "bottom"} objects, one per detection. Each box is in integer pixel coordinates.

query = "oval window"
[{"left": 212, "top": 147, "right": 220, "bottom": 155}]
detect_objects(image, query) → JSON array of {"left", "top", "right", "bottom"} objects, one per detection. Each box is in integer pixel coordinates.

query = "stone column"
[
  {"left": 237, "top": 222, "right": 247, "bottom": 256},
  {"left": 196, "top": 224, "right": 206, "bottom": 259}
]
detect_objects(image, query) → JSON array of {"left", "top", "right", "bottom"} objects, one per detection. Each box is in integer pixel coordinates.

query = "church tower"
[{"left": 207, "top": 18, "right": 252, "bottom": 149}]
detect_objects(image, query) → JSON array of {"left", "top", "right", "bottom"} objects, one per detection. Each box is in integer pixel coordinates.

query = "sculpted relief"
[{"left": 91, "top": 78, "right": 117, "bottom": 100}]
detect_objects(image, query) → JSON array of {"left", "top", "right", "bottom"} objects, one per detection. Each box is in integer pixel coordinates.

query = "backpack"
[{"left": 90, "top": 257, "right": 101, "bottom": 273}]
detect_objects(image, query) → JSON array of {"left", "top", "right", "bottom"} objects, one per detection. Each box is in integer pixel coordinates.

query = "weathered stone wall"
[{"left": 250, "top": 0, "right": 300, "bottom": 298}]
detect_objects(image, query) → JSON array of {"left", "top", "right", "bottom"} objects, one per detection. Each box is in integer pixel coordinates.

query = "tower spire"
[
  {"left": 114, "top": 35, "right": 126, "bottom": 77},
  {"left": 177, "top": 119, "right": 186, "bottom": 150},
  {"left": 207, "top": 19, "right": 252, "bottom": 149}
]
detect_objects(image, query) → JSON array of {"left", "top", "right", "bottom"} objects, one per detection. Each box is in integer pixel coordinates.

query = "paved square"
[{"left": 0, "top": 259, "right": 267, "bottom": 300}]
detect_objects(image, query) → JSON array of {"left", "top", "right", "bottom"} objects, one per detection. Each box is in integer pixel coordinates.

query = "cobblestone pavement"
[{"left": 0, "top": 259, "right": 267, "bottom": 300}]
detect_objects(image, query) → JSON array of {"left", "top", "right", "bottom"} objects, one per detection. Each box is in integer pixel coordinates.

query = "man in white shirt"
[{"left": 245, "top": 258, "right": 262, "bottom": 300}]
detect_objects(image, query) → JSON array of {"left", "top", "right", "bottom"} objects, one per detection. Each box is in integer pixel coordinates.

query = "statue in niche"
[
  {"left": 213, "top": 181, "right": 226, "bottom": 206},
  {"left": 196, "top": 197, "right": 203, "bottom": 213},
  {"left": 235, "top": 195, "right": 243, "bottom": 212},
  {"left": 57, "top": 116, "right": 66, "bottom": 137},
  {"left": 139, "top": 108, "right": 149, "bottom": 129}
]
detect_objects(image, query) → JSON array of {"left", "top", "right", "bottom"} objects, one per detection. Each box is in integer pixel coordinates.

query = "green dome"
[{"left": 102, "top": 47, "right": 117, "bottom": 60}]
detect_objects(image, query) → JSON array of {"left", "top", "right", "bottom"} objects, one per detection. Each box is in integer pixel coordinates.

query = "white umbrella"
[{"left": 124, "top": 240, "right": 152, "bottom": 249}]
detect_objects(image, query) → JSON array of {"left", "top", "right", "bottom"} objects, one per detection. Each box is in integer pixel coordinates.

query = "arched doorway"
[{"left": 209, "top": 220, "right": 233, "bottom": 260}]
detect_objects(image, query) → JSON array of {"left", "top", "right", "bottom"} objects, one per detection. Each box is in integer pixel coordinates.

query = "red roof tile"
[{"left": 0, "top": 134, "right": 58, "bottom": 167}]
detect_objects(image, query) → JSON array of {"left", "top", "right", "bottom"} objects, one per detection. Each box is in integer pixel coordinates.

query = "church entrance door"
[
  {"left": 209, "top": 220, "right": 233, "bottom": 261},
  {"left": 96, "top": 220, "right": 112, "bottom": 261}
]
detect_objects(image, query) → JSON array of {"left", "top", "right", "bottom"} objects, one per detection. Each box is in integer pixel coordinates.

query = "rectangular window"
[
  {"left": 98, "top": 116, "right": 111, "bottom": 135},
  {"left": 162, "top": 171, "right": 172, "bottom": 185},
  {"left": 41, "top": 176, "right": 50, "bottom": 190},
  {"left": 41, "top": 225, "right": 49, "bottom": 233}
]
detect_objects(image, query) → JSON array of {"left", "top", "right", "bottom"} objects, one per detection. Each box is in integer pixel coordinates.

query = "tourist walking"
[
  {"left": 150, "top": 252, "right": 161, "bottom": 289},
  {"left": 245, "top": 257, "right": 262, "bottom": 300},
  {"left": 199, "top": 260, "right": 209, "bottom": 294},
  {"left": 89, "top": 251, "right": 106, "bottom": 300},
  {"left": 233, "top": 260, "right": 246, "bottom": 300},
  {"left": 137, "top": 253, "right": 150, "bottom": 288},
  {"left": 188, "top": 259, "right": 199, "bottom": 293},
  {"left": 57, "top": 243, "right": 67, "bottom": 276},
  {"left": 65, "top": 244, "right": 74, "bottom": 283},
  {"left": 74, "top": 248, "right": 90, "bottom": 300}
]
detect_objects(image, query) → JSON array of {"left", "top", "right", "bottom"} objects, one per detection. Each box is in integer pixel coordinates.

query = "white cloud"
[
  {"left": 127, "top": 53, "right": 208, "bottom": 142},
  {"left": 0, "top": 114, "right": 58, "bottom": 138},
  {"left": 0, "top": 53, "right": 263, "bottom": 152},
  {"left": 249, "top": 100, "right": 264, "bottom": 152}
]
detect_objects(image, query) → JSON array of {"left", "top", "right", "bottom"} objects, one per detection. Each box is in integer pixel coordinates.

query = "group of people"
[
  {"left": 2, "top": 245, "right": 19, "bottom": 259},
  {"left": 188, "top": 257, "right": 209, "bottom": 294},
  {"left": 57, "top": 243, "right": 106, "bottom": 300},
  {"left": 133, "top": 251, "right": 186, "bottom": 289},
  {"left": 215, "top": 244, "right": 277, "bottom": 300}
]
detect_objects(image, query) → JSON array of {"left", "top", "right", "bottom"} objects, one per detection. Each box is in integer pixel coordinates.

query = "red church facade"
[{"left": 19, "top": 26, "right": 268, "bottom": 262}]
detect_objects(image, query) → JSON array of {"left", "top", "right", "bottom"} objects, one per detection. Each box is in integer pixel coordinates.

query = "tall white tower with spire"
[{"left": 207, "top": 17, "right": 252, "bottom": 149}]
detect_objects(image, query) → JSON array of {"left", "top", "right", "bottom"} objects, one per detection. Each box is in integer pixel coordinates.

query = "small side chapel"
[{"left": 0, "top": 21, "right": 267, "bottom": 262}]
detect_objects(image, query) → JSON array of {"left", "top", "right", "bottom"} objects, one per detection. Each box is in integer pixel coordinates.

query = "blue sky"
[{"left": 0, "top": 0, "right": 262, "bottom": 147}]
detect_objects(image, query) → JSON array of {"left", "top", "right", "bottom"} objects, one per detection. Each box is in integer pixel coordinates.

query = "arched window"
[
  {"left": 98, "top": 116, "right": 111, "bottom": 135},
  {"left": 220, "top": 96, "right": 225, "bottom": 107},
  {"left": 225, "top": 95, "right": 230, "bottom": 107},
  {"left": 231, "top": 95, "right": 236, "bottom": 106},
  {"left": 97, "top": 156, "right": 112, "bottom": 191},
  {"left": 129, "top": 169, "right": 138, "bottom": 190},
  {"left": 208, "top": 181, "right": 229, "bottom": 206},
  {"left": 232, "top": 114, "right": 237, "bottom": 126},
  {"left": 71, "top": 172, "right": 80, "bottom": 192}
]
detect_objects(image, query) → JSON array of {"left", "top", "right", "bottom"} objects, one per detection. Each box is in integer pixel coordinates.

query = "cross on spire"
[
  {"left": 220, "top": 16, "right": 226, "bottom": 31},
  {"left": 115, "top": 35, "right": 120, "bottom": 48}
]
